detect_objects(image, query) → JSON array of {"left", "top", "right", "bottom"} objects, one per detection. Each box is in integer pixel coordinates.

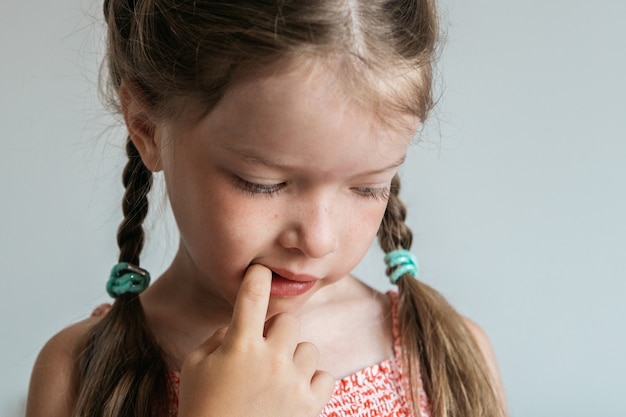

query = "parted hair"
[{"left": 75, "top": 1, "right": 506, "bottom": 416}]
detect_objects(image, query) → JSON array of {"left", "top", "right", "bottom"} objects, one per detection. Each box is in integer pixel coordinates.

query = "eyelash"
[
  {"left": 232, "top": 176, "right": 390, "bottom": 201},
  {"left": 232, "top": 177, "right": 285, "bottom": 197},
  {"left": 351, "top": 187, "right": 391, "bottom": 201}
]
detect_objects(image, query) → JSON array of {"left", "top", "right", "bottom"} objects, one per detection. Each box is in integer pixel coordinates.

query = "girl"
[{"left": 26, "top": 1, "right": 507, "bottom": 416}]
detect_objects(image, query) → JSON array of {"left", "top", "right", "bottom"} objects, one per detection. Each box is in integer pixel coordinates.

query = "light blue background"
[{"left": 2, "top": 1, "right": 625, "bottom": 416}]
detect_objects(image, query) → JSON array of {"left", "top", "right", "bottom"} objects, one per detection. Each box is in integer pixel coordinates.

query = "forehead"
[
  {"left": 220, "top": 58, "right": 418, "bottom": 140},
  {"left": 179, "top": 59, "right": 418, "bottom": 178}
]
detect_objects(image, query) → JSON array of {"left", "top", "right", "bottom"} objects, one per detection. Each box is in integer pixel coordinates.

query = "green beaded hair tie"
[
  {"left": 384, "top": 249, "right": 419, "bottom": 284},
  {"left": 106, "top": 262, "right": 151, "bottom": 298}
]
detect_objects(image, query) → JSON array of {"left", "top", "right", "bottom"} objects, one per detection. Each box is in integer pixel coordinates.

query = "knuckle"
[
  {"left": 221, "top": 329, "right": 261, "bottom": 353},
  {"left": 269, "top": 352, "right": 290, "bottom": 371},
  {"left": 320, "top": 371, "right": 336, "bottom": 390},
  {"left": 309, "top": 374, "right": 336, "bottom": 407},
  {"left": 221, "top": 334, "right": 251, "bottom": 353},
  {"left": 298, "top": 341, "right": 319, "bottom": 356},
  {"left": 275, "top": 312, "right": 300, "bottom": 332},
  {"left": 213, "top": 326, "right": 228, "bottom": 340}
]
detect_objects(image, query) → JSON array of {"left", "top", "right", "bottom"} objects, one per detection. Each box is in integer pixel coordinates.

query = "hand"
[{"left": 178, "top": 264, "right": 335, "bottom": 417}]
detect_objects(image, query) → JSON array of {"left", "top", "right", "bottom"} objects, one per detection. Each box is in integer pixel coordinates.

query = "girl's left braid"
[{"left": 378, "top": 174, "right": 413, "bottom": 252}]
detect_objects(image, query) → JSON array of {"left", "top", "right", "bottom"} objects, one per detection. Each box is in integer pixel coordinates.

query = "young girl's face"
[{"left": 148, "top": 62, "right": 416, "bottom": 315}]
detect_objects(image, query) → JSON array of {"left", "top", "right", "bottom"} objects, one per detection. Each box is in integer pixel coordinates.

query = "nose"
[{"left": 279, "top": 195, "right": 338, "bottom": 259}]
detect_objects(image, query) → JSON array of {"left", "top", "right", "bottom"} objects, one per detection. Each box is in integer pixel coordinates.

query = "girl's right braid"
[
  {"left": 74, "top": 138, "right": 169, "bottom": 417},
  {"left": 117, "top": 137, "right": 153, "bottom": 265}
]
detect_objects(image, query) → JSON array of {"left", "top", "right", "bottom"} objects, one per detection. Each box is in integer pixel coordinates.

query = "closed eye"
[
  {"left": 351, "top": 186, "right": 391, "bottom": 201},
  {"left": 231, "top": 176, "right": 286, "bottom": 197}
]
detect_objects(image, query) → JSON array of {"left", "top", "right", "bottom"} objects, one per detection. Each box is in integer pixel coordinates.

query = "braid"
[
  {"left": 378, "top": 174, "right": 504, "bottom": 417},
  {"left": 117, "top": 137, "right": 153, "bottom": 265},
  {"left": 73, "top": 137, "right": 169, "bottom": 417},
  {"left": 378, "top": 174, "right": 412, "bottom": 252},
  {"left": 377, "top": 174, "right": 426, "bottom": 415}
]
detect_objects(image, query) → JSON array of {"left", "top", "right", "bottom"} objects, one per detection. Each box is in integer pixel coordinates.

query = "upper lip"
[{"left": 270, "top": 267, "right": 320, "bottom": 282}]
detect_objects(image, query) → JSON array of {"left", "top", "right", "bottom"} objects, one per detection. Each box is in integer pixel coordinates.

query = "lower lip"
[{"left": 270, "top": 273, "right": 316, "bottom": 297}]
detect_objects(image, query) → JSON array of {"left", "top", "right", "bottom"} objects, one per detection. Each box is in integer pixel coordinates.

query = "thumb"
[{"left": 193, "top": 327, "right": 229, "bottom": 356}]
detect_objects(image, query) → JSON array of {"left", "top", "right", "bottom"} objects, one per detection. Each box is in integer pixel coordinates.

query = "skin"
[
  {"left": 179, "top": 265, "right": 336, "bottom": 417},
  {"left": 131, "top": 61, "right": 411, "bottom": 376},
  {"left": 25, "top": 60, "right": 506, "bottom": 417}
]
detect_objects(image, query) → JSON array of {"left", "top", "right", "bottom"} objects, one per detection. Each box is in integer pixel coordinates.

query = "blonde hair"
[{"left": 75, "top": 1, "right": 505, "bottom": 416}]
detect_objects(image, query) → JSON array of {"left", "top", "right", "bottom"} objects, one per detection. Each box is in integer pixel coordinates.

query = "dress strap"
[
  {"left": 388, "top": 291, "right": 403, "bottom": 360},
  {"left": 388, "top": 290, "right": 432, "bottom": 417}
]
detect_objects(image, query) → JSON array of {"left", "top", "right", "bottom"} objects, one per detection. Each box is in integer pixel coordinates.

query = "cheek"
[
  {"left": 340, "top": 201, "right": 388, "bottom": 256},
  {"left": 353, "top": 201, "right": 388, "bottom": 235},
  {"left": 215, "top": 192, "right": 278, "bottom": 234},
  {"left": 194, "top": 191, "right": 280, "bottom": 261}
]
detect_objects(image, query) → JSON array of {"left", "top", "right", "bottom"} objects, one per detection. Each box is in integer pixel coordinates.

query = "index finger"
[{"left": 225, "top": 264, "right": 272, "bottom": 342}]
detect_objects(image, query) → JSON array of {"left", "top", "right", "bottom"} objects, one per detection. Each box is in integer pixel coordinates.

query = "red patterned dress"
[{"left": 93, "top": 292, "right": 431, "bottom": 417}]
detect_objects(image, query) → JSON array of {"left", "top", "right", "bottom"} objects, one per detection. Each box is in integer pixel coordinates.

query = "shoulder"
[
  {"left": 462, "top": 317, "right": 507, "bottom": 410},
  {"left": 462, "top": 317, "right": 496, "bottom": 364},
  {"left": 25, "top": 316, "right": 103, "bottom": 417}
]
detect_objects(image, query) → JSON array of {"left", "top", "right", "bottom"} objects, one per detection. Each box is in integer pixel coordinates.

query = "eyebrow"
[
  {"left": 223, "top": 145, "right": 287, "bottom": 169},
  {"left": 224, "top": 145, "right": 406, "bottom": 175},
  {"left": 360, "top": 154, "right": 407, "bottom": 175}
]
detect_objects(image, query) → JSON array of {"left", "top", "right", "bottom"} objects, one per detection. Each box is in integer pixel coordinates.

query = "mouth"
[{"left": 269, "top": 269, "right": 317, "bottom": 297}]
